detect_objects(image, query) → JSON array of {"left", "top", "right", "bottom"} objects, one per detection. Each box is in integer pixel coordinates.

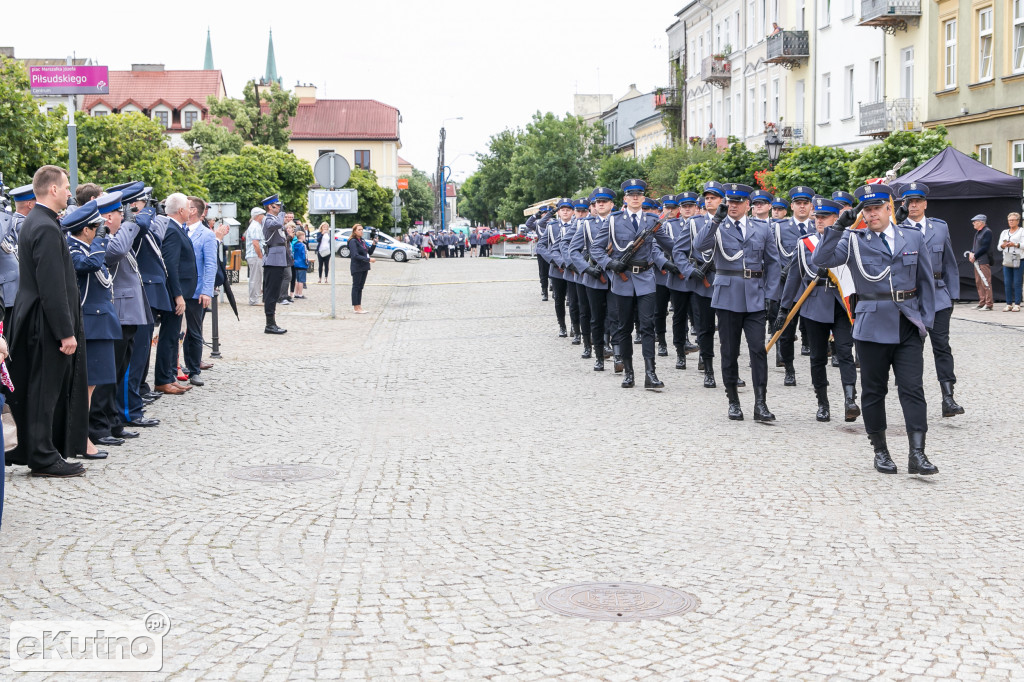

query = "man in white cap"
[{"left": 245, "top": 207, "right": 266, "bottom": 306}]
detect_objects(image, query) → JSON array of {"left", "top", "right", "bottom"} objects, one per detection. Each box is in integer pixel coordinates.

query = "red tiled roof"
[
  {"left": 446, "top": 183, "right": 457, "bottom": 198},
  {"left": 288, "top": 99, "right": 399, "bottom": 141},
  {"left": 82, "top": 70, "right": 225, "bottom": 112},
  {"left": 397, "top": 155, "right": 412, "bottom": 167}
]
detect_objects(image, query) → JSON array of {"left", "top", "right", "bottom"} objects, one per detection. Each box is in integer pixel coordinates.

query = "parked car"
[{"left": 333, "top": 229, "right": 421, "bottom": 262}]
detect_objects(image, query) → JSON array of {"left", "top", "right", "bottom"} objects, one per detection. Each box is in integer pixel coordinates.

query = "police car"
[{"left": 333, "top": 228, "right": 421, "bottom": 262}]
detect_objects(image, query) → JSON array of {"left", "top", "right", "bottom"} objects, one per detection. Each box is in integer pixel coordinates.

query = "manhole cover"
[
  {"left": 536, "top": 582, "right": 699, "bottom": 621},
  {"left": 228, "top": 465, "right": 337, "bottom": 482}
]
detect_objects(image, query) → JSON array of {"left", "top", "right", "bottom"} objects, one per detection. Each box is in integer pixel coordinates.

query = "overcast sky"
[{"left": 6, "top": 0, "right": 684, "bottom": 182}]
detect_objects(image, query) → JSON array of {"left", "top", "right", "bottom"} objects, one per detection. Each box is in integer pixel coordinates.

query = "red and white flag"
[{"left": 800, "top": 233, "right": 855, "bottom": 323}]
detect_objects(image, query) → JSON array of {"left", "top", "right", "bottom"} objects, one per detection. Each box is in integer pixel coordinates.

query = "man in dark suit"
[
  {"left": 6, "top": 166, "right": 88, "bottom": 477},
  {"left": 154, "top": 193, "right": 198, "bottom": 395}
]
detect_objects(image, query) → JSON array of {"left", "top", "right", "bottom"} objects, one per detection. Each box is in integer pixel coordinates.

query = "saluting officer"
[
  {"left": 897, "top": 182, "right": 965, "bottom": 417},
  {"left": 653, "top": 195, "right": 680, "bottom": 358},
  {"left": 131, "top": 191, "right": 171, "bottom": 408},
  {"left": 589, "top": 179, "right": 675, "bottom": 389},
  {"left": 544, "top": 198, "right": 576, "bottom": 338},
  {"left": 569, "top": 188, "right": 616, "bottom": 371},
  {"left": 525, "top": 208, "right": 550, "bottom": 301},
  {"left": 686, "top": 182, "right": 727, "bottom": 387},
  {"left": 696, "top": 183, "right": 781, "bottom": 421},
  {"left": 813, "top": 184, "right": 938, "bottom": 475},
  {"left": 261, "top": 195, "right": 288, "bottom": 335},
  {"left": 775, "top": 197, "right": 860, "bottom": 423},
  {"left": 771, "top": 186, "right": 816, "bottom": 385},
  {"left": 562, "top": 197, "right": 595, "bottom": 357}
]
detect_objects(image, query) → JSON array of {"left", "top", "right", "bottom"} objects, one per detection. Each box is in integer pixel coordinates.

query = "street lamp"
[{"left": 764, "top": 131, "right": 784, "bottom": 169}]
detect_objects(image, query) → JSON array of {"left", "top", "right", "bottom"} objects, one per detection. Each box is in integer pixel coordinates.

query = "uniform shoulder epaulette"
[
  {"left": 610, "top": 210, "right": 624, "bottom": 217},
  {"left": 903, "top": 221, "right": 922, "bottom": 230},
  {"left": 929, "top": 217, "right": 948, "bottom": 226}
]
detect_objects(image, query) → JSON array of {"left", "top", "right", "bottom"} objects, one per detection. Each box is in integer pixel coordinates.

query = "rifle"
[
  {"left": 614, "top": 218, "right": 664, "bottom": 282},
  {"left": 766, "top": 277, "right": 819, "bottom": 353},
  {"left": 690, "top": 257, "right": 712, "bottom": 288}
]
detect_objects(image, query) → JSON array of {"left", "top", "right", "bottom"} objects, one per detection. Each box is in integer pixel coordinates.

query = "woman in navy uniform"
[
  {"left": 813, "top": 184, "right": 938, "bottom": 475},
  {"left": 64, "top": 197, "right": 124, "bottom": 459}
]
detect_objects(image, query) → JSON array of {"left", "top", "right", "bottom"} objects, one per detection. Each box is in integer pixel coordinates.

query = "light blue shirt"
[{"left": 187, "top": 222, "right": 218, "bottom": 299}]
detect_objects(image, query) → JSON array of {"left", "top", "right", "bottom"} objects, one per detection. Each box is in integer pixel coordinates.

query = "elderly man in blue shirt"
[{"left": 182, "top": 196, "right": 218, "bottom": 387}]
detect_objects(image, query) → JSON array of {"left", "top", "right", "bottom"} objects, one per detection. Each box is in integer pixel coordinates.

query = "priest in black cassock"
[{"left": 6, "top": 165, "right": 89, "bottom": 477}]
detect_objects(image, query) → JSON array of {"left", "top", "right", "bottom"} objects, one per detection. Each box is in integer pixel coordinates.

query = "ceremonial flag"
[{"left": 800, "top": 233, "right": 856, "bottom": 323}]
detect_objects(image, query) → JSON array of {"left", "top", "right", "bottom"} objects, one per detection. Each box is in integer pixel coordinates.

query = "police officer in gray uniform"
[
  {"left": 776, "top": 197, "right": 860, "bottom": 423},
  {"left": 813, "top": 183, "right": 938, "bottom": 475},
  {"left": 896, "top": 182, "right": 965, "bottom": 417},
  {"left": 562, "top": 197, "right": 594, "bottom": 356},
  {"left": 569, "top": 188, "right": 615, "bottom": 371},
  {"left": 687, "top": 183, "right": 726, "bottom": 387},
  {"left": 652, "top": 193, "right": 694, "bottom": 370},
  {"left": 771, "top": 186, "right": 816, "bottom": 385},
  {"left": 0, "top": 184, "right": 34, "bottom": 325},
  {"left": 697, "top": 183, "right": 781, "bottom": 421},
  {"left": 260, "top": 195, "right": 288, "bottom": 334},
  {"left": 541, "top": 198, "right": 574, "bottom": 337}
]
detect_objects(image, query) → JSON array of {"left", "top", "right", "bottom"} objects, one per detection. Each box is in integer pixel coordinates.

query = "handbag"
[{"left": 2, "top": 403, "right": 16, "bottom": 453}]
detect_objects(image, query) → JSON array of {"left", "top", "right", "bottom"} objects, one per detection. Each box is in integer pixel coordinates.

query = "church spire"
[
  {"left": 264, "top": 29, "right": 281, "bottom": 86},
  {"left": 203, "top": 28, "right": 214, "bottom": 70}
]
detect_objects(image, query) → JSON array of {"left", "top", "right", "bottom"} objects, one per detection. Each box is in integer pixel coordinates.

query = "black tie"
[
  {"left": 798, "top": 222, "right": 806, "bottom": 234},
  {"left": 632, "top": 214, "right": 639, "bottom": 230},
  {"left": 881, "top": 234, "right": 892, "bottom": 255}
]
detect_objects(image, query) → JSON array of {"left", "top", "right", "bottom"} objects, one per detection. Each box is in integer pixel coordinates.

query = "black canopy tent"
[{"left": 892, "top": 146, "right": 1023, "bottom": 301}]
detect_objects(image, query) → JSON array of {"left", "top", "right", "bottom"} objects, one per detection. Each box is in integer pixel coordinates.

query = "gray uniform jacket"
[
  {"left": 813, "top": 224, "right": 937, "bottom": 343},
  {"left": 0, "top": 211, "right": 24, "bottom": 307},
  {"left": 684, "top": 215, "right": 717, "bottom": 297},
  {"left": 696, "top": 215, "right": 781, "bottom": 313},
  {"left": 568, "top": 215, "right": 608, "bottom": 290},
  {"left": 901, "top": 216, "right": 959, "bottom": 312},
  {"left": 560, "top": 219, "right": 584, "bottom": 284},
  {"left": 781, "top": 231, "right": 849, "bottom": 325},
  {"left": 262, "top": 213, "right": 289, "bottom": 267},
  {"left": 588, "top": 211, "right": 674, "bottom": 297},
  {"left": 545, "top": 220, "right": 570, "bottom": 281},
  {"left": 652, "top": 219, "right": 694, "bottom": 293},
  {"left": 106, "top": 219, "right": 153, "bottom": 326}
]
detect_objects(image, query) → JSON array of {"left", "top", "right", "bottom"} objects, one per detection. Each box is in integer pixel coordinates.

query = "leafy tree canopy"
[
  {"left": 0, "top": 56, "right": 68, "bottom": 186},
  {"left": 850, "top": 126, "right": 950, "bottom": 184},
  {"left": 595, "top": 155, "right": 648, "bottom": 201},
  {"left": 644, "top": 145, "right": 716, "bottom": 197},
  {"left": 336, "top": 168, "right": 394, "bottom": 231},
  {"left": 398, "top": 168, "right": 432, "bottom": 229},
  {"left": 201, "top": 145, "right": 313, "bottom": 217},
  {"left": 764, "top": 145, "right": 860, "bottom": 198},
  {"left": 207, "top": 80, "right": 298, "bottom": 150},
  {"left": 182, "top": 120, "right": 245, "bottom": 159}
]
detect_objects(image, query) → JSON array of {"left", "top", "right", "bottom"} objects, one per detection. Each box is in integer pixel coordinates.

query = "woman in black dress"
[{"left": 348, "top": 224, "right": 377, "bottom": 314}]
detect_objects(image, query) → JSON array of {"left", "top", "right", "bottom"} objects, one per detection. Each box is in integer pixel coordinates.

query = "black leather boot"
[
  {"left": 697, "top": 355, "right": 705, "bottom": 371},
  {"left": 736, "top": 377, "right": 746, "bottom": 387},
  {"left": 753, "top": 386, "right": 775, "bottom": 422},
  {"left": 604, "top": 334, "right": 613, "bottom": 358},
  {"left": 657, "top": 333, "right": 668, "bottom": 357},
  {"left": 775, "top": 345, "right": 785, "bottom": 368},
  {"left": 593, "top": 354, "right": 605, "bottom": 371},
  {"left": 541, "top": 286, "right": 548, "bottom": 301},
  {"left": 869, "top": 431, "right": 897, "bottom": 474},
  {"left": 265, "top": 314, "right": 287, "bottom": 334},
  {"left": 644, "top": 358, "right": 664, "bottom": 389},
  {"left": 940, "top": 381, "right": 965, "bottom": 417},
  {"left": 571, "top": 325, "right": 581, "bottom": 345},
  {"left": 784, "top": 361, "right": 796, "bottom": 386},
  {"left": 621, "top": 358, "right": 635, "bottom": 388},
  {"left": 801, "top": 343, "right": 811, "bottom": 356},
  {"left": 726, "top": 384, "right": 743, "bottom": 420},
  {"left": 558, "top": 325, "right": 567, "bottom": 338},
  {"left": 613, "top": 345, "right": 623, "bottom": 373},
  {"left": 703, "top": 359, "right": 716, "bottom": 388},
  {"left": 581, "top": 334, "right": 592, "bottom": 359},
  {"left": 675, "top": 353, "right": 686, "bottom": 370},
  {"left": 908, "top": 431, "right": 938, "bottom": 475},
  {"left": 814, "top": 385, "right": 830, "bottom": 422},
  {"left": 685, "top": 340, "right": 699, "bottom": 354},
  {"left": 843, "top": 384, "right": 861, "bottom": 422},
  {"left": 633, "top": 330, "right": 642, "bottom": 344}
]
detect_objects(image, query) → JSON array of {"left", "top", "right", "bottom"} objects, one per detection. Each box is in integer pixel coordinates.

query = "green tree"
[
  {"left": 595, "top": 154, "right": 647, "bottom": 200},
  {"left": 207, "top": 80, "right": 298, "bottom": 150},
  {"left": 764, "top": 145, "right": 859, "bottom": 198},
  {"left": 455, "top": 173, "right": 487, "bottom": 226},
  {"left": 676, "top": 160, "right": 719, "bottom": 194},
  {"left": 498, "top": 112, "right": 607, "bottom": 223},
  {"left": 466, "top": 128, "right": 520, "bottom": 225},
  {"left": 398, "top": 168, "right": 433, "bottom": 228},
  {"left": 74, "top": 111, "right": 205, "bottom": 198},
  {"left": 0, "top": 56, "right": 68, "bottom": 185},
  {"left": 644, "top": 145, "right": 716, "bottom": 197},
  {"left": 849, "top": 127, "right": 951, "bottom": 184},
  {"left": 201, "top": 145, "right": 313, "bottom": 217},
  {"left": 181, "top": 119, "right": 245, "bottom": 159},
  {"left": 336, "top": 168, "right": 393, "bottom": 230}
]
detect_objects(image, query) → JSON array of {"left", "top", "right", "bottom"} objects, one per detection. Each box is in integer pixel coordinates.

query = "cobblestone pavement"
[{"left": 3, "top": 255, "right": 1023, "bottom": 681}]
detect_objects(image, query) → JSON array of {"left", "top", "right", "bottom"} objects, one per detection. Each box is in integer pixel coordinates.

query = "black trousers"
[
  {"left": 655, "top": 284, "right": 670, "bottom": 336},
  {"left": 263, "top": 265, "right": 286, "bottom": 317},
  {"left": 318, "top": 253, "right": 331, "bottom": 279},
  {"left": 605, "top": 288, "right": 618, "bottom": 336},
  {"left": 551, "top": 277, "right": 567, "bottom": 329},
  {"left": 566, "top": 279, "right": 580, "bottom": 332},
  {"left": 537, "top": 255, "right": 549, "bottom": 293},
  {"left": 717, "top": 308, "right": 768, "bottom": 388},
  {"left": 90, "top": 324, "right": 137, "bottom": 440},
  {"left": 574, "top": 282, "right": 592, "bottom": 344},
  {"left": 691, "top": 293, "right": 716, "bottom": 361},
  {"left": 803, "top": 303, "right": 856, "bottom": 390},
  {"left": 154, "top": 308, "right": 182, "bottom": 386},
  {"left": 351, "top": 270, "right": 368, "bottom": 305},
  {"left": 183, "top": 299, "right": 204, "bottom": 377},
  {"left": 613, "top": 292, "right": 656, "bottom": 359},
  {"left": 669, "top": 290, "right": 694, "bottom": 353},
  {"left": 289, "top": 265, "right": 297, "bottom": 294},
  {"left": 856, "top": 315, "right": 927, "bottom": 435},
  {"left": 585, "top": 285, "right": 609, "bottom": 347},
  {"left": 928, "top": 306, "right": 956, "bottom": 384}
]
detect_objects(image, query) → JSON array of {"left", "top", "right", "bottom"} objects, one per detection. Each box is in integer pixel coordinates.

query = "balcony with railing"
[
  {"left": 858, "top": 0, "right": 921, "bottom": 32},
  {"left": 701, "top": 56, "right": 732, "bottom": 88},
  {"left": 859, "top": 98, "right": 921, "bottom": 137},
  {"left": 654, "top": 88, "right": 680, "bottom": 110},
  {"left": 765, "top": 31, "right": 810, "bottom": 68},
  {"left": 779, "top": 123, "right": 805, "bottom": 141}
]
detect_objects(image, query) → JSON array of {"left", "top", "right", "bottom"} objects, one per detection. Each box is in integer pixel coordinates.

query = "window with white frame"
[
  {"left": 183, "top": 109, "right": 199, "bottom": 129},
  {"left": 844, "top": 66, "right": 854, "bottom": 118},
  {"left": 93, "top": 109, "right": 108, "bottom": 116},
  {"left": 821, "top": 73, "right": 831, "bottom": 122},
  {"left": 869, "top": 58, "right": 882, "bottom": 101},
  {"left": 900, "top": 47, "right": 914, "bottom": 99},
  {"left": 1013, "top": 140, "right": 1024, "bottom": 178},
  {"left": 735, "top": 11, "right": 741, "bottom": 44},
  {"left": 978, "top": 144, "right": 992, "bottom": 166},
  {"left": 978, "top": 7, "right": 993, "bottom": 81},
  {"left": 726, "top": 97, "right": 733, "bottom": 136},
  {"left": 153, "top": 109, "right": 169, "bottom": 129},
  {"left": 771, "top": 0, "right": 779, "bottom": 24},
  {"left": 1013, "top": 0, "right": 1024, "bottom": 73},
  {"left": 760, "top": 82, "right": 767, "bottom": 125},
  {"left": 724, "top": 17, "right": 730, "bottom": 48},
  {"left": 716, "top": 23, "right": 722, "bottom": 52},
  {"left": 944, "top": 19, "right": 957, "bottom": 88},
  {"left": 820, "top": 0, "right": 830, "bottom": 27},
  {"left": 796, "top": 79, "right": 805, "bottom": 125},
  {"left": 798, "top": 0, "right": 806, "bottom": 29},
  {"left": 756, "top": 0, "right": 764, "bottom": 41},
  {"left": 772, "top": 78, "right": 780, "bottom": 122},
  {"left": 748, "top": 0, "right": 756, "bottom": 45},
  {"left": 749, "top": 86, "right": 756, "bottom": 135}
]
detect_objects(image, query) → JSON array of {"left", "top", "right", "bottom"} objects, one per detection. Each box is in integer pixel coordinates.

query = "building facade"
[{"left": 600, "top": 85, "right": 658, "bottom": 156}]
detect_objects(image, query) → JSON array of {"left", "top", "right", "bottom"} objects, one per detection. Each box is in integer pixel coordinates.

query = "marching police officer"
[
  {"left": 813, "top": 184, "right": 938, "bottom": 475},
  {"left": 562, "top": 197, "right": 594, "bottom": 357},
  {"left": 652, "top": 192, "right": 700, "bottom": 371},
  {"left": 897, "top": 182, "right": 965, "bottom": 417},
  {"left": 653, "top": 194, "right": 680, "bottom": 357},
  {"left": 525, "top": 208, "right": 550, "bottom": 301},
  {"left": 686, "top": 182, "right": 727, "bottom": 387},
  {"left": 540, "top": 198, "right": 575, "bottom": 337},
  {"left": 261, "top": 195, "right": 288, "bottom": 334},
  {"left": 569, "top": 188, "right": 616, "bottom": 371},
  {"left": 696, "top": 183, "right": 781, "bottom": 420},
  {"left": 775, "top": 197, "right": 860, "bottom": 423},
  {"left": 770, "top": 196, "right": 789, "bottom": 221},
  {"left": 750, "top": 190, "right": 773, "bottom": 221},
  {"left": 771, "top": 186, "right": 816, "bottom": 385},
  {"left": 832, "top": 191, "right": 855, "bottom": 209}
]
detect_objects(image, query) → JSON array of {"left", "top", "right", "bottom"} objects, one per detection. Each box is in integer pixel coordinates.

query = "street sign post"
[
  {"left": 307, "top": 182, "right": 358, "bottom": 319},
  {"left": 312, "top": 152, "right": 351, "bottom": 190}
]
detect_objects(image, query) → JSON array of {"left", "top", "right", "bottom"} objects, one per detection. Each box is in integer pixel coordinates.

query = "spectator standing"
[
  {"left": 999, "top": 212, "right": 1023, "bottom": 311},
  {"left": 316, "top": 222, "right": 332, "bottom": 282},
  {"left": 279, "top": 213, "right": 296, "bottom": 305},
  {"left": 458, "top": 232, "right": 466, "bottom": 257},
  {"left": 7, "top": 166, "right": 88, "bottom": 477},
  {"left": 469, "top": 229, "right": 479, "bottom": 257},
  {"left": 154, "top": 193, "right": 197, "bottom": 393},
  {"left": 245, "top": 208, "right": 265, "bottom": 305},
  {"left": 292, "top": 229, "right": 308, "bottom": 298},
  {"left": 968, "top": 214, "right": 994, "bottom": 310},
  {"left": 349, "top": 224, "right": 377, "bottom": 314},
  {"left": 422, "top": 232, "right": 434, "bottom": 260},
  {"left": 183, "top": 197, "right": 217, "bottom": 387}
]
